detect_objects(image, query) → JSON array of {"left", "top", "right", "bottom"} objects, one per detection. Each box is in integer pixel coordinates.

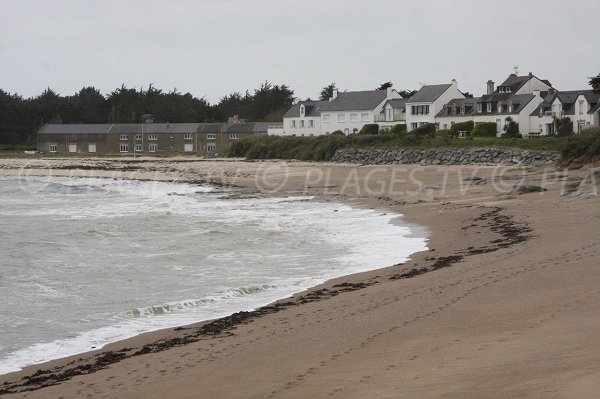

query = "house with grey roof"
[
  {"left": 405, "top": 80, "right": 465, "bottom": 131},
  {"left": 282, "top": 100, "right": 328, "bottom": 136},
  {"left": 320, "top": 88, "right": 402, "bottom": 135},
  {"left": 529, "top": 90, "right": 600, "bottom": 135},
  {"left": 37, "top": 118, "right": 273, "bottom": 155},
  {"left": 282, "top": 88, "right": 402, "bottom": 136},
  {"left": 431, "top": 73, "right": 556, "bottom": 136},
  {"left": 376, "top": 98, "right": 408, "bottom": 130}
]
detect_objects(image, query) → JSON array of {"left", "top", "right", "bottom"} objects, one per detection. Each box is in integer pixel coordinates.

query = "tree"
[
  {"left": 398, "top": 89, "right": 417, "bottom": 99},
  {"left": 463, "top": 92, "right": 474, "bottom": 98},
  {"left": 320, "top": 83, "right": 338, "bottom": 101},
  {"left": 502, "top": 117, "right": 520, "bottom": 138},
  {"left": 589, "top": 73, "right": 600, "bottom": 92},
  {"left": 376, "top": 81, "right": 393, "bottom": 91}
]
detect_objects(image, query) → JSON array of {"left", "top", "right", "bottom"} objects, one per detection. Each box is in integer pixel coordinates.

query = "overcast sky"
[{"left": 1, "top": 0, "right": 598, "bottom": 103}]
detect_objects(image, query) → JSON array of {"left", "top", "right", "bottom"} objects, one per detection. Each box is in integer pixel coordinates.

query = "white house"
[
  {"left": 282, "top": 100, "right": 327, "bottom": 136},
  {"left": 434, "top": 73, "right": 551, "bottom": 136},
  {"left": 405, "top": 80, "right": 465, "bottom": 131},
  {"left": 529, "top": 90, "right": 600, "bottom": 135},
  {"left": 376, "top": 98, "right": 408, "bottom": 130},
  {"left": 282, "top": 88, "right": 402, "bottom": 135},
  {"left": 319, "top": 88, "right": 402, "bottom": 135}
]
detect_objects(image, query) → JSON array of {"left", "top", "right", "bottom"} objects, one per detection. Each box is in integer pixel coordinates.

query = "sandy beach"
[{"left": 1, "top": 157, "right": 599, "bottom": 398}]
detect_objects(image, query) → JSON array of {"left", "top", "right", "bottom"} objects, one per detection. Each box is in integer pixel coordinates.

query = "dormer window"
[
  {"left": 486, "top": 103, "right": 492, "bottom": 113},
  {"left": 477, "top": 103, "right": 482, "bottom": 113},
  {"left": 451, "top": 106, "right": 456, "bottom": 115},
  {"left": 443, "top": 105, "right": 448, "bottom": 115},
  {"left": 507, "top": 103, "right": 512, "bottom": 113},
  {"left": 460, "top": 105, "right": 465, "bottom": 115},
  {"left": 579, "top": 100, "right": 584, "bottom": 114},
  {"left": 539, "top": 107, "right": 543, "bottom": 117},
  {"left": 300, "top": 105, "right": 305, "bottom": 117}
]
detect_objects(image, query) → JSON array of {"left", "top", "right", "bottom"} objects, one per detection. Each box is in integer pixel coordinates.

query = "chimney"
[
  {"left": 330, "top": 90, "right": 338, "bottom": 101},
  {"left": 529, "top": 72, "right": 533, "bottom": 77},
  {"left": 486, "top": 80, "right": 495, "bottom": 95},
  {"left": 387, "top": 87, "right": 394, "bottom": 99},
  {"left": 451, "top": 79, "right": 457, "bottom": 88}
]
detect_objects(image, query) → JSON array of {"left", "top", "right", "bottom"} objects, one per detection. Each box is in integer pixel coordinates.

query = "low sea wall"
[{"left": 332, "top": 147, "right": 560, "bottom": 166}]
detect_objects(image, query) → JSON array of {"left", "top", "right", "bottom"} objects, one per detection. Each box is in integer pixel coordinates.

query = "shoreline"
[
  {"left": 0, "top": 175, "right": 428, "bottom": 377},
  {"left": 1, "top": 158, "right": 599, "bottom": 398}
]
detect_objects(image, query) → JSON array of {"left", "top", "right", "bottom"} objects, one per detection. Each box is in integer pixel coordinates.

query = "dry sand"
[{"left": 1, "top": 157, "right": 599, "bottom": 398}]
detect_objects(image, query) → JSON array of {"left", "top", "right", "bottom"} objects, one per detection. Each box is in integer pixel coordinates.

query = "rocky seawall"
[{"left": 332, "top": 148, "right": 560, "bottom": 166}]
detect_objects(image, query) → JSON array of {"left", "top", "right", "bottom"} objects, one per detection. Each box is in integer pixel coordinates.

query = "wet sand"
[{"left": 1, "top": 158, "right": 599, "bottom": 398}]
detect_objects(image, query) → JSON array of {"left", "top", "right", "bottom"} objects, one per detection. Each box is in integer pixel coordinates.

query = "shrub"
[
  {"left": 358, "top": 123, "right": 379, "bottom": 135},
  {"left": 330, "top": 130, "right": 345, "bottom": 136},
  {"left": 389, "top": 124, "right": 407, "bottom": 134},
  {"left": 411, "top": 123, "right": 436, "bottom": 137},
  {"left": 472, "top": 122, "right": 497, "bottom": 137},
  {"left": 560, "top": 128, "right": 600, "bottom": 160},
  {"left": 501, "top": 117, "right": 521, "bottom": 138},
  {"left": 449, "top": 120, "right": 474, "bottom": 137}
]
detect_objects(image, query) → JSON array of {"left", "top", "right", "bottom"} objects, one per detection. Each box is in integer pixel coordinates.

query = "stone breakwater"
[{"left": 332, "top": 148, "right": 560, "bottom": 166}]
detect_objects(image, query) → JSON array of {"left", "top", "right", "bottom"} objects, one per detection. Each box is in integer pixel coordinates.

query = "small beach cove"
[{"left": 1, "top": 158, "right": 599, "bottom": 399}]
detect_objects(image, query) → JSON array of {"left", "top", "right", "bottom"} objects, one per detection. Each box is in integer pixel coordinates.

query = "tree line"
[{"left": 0, "top": 81, "right": 295, "bottom": 145}]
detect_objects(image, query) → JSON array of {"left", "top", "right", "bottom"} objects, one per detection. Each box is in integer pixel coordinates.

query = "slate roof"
[
  {"left": 436, "top": 94, "right": 535, "bottom": 117},
  {"left": 38, "top": 124, "right": 114, "bottom": 135},
  {"left": 384, "top": 98, "right": 408, "bottom": 110},
  {"left": 407, "top": 84, "right": 452, "bottom": 103},
  {"left": 226, "top": 123, "right": 256, "bottom": 133},
  {"left": 284, "top": 100, "right": 328, "bottom": 118},
  {"left": 497, "top": 74, "right": 553, "bottom": 93},
  {"left": 324, "top": 90, "right": 388, "bottom": 111},
  {"left": 198, "top": 123, "right": 225, "bottom": 133},
  {"left": 253, "top": 122, "right": 282, "bottom": 133}
]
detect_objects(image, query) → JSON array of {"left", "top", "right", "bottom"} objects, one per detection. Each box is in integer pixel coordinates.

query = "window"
[
  {"left": 135, "top": 144, "right": 143, "bottom": 152},
  {"left": 184, "top": 143, "right": 193, "bottom": 152},
  {"left": 443, "top": 124, "right": 447, "bottom": 130},
  {"left": 88, "top": 143, "right": 96, "bottom": 153},
  {"left": 135, "top": 134, "right": 142, "bottom": 141},
  {"left": 207, "top": 143, "right": 217, "bottom": 152},
  {"left": 120, "top": 134, "right": 128, "bottom": 141},
  {"left": 344, "top": 128, "right": 350, "bottom": 135},
  {"left": 386, "top": 109, "right": 392, "bottom": 120},
  {"left": 120, "top": 144, "right": 129, "bottom": 153},
  {"left": 184, "top": 133, "right": 193, "bottom": 140},
  {"left": 229, "top": 133, "right": 240, "bottom": 140},
  {"left": 148, "top": 143, "right": 158, "bottom": 153},
  {"left": 148, "top": 134, "right": 158, "bottom": 141},
  {"left": 579, "top": 100, "right": 584, "bottom": 114},
  {"left": 68, "top": 144, "right": 77, "bottom": 153},
  {"left": 411, "top": 123, "right": 418, "bottom": 130},
  {"left": 49, "top": 144, "right": 57, "bottom": 153},
  {"left": 411, "top": 105, "right": 430, "bottom": 115},
  {"left": 337, "top": 113, "right": 345, "bottom": 122},
  {"left": 291, "top": 120, "right": 296, "bottom": 128},
  {"left": 323, "top": 114, "right": 331, "bottom": 123},
  {"left": 507, "top": 104, "right": 512, "bottom": 113},
  {"left": 350, "top": 113, "right": 358, "bottom": 122},
  {"left": 477, "top": 103, "right": 482, "bottom": 113},
  {"left": 207, "top": 133, "right": 216, "bottom": 139},
  {"left": 486, "top": 103, "right": 492, "bottom": 113},
  {"left": 361, "top": 113, "right": 369, "bottom": 121},
  {"left": 460, "top": 105, "right": 465, "bottom": 115},
  {"left": 353, "top": 128, "right": 358, "bottom": 134},
  {"left": 300, "top": 120, "right": 305, "bottom": 128},
  {"left": 309, "top": 120, "right": 314, "bottom": 128},
  {"left": 451, "top": 106, "right": 456, "bottom": 115}
]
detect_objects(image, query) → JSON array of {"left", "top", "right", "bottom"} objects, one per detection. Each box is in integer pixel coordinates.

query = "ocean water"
[{"left": 0, "top": 176, "right": 427, "bottom": 375}]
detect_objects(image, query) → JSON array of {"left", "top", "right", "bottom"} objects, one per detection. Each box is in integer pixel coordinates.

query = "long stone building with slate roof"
[{"left": 37, "top": 118, "right": 282, "bottom": 155}]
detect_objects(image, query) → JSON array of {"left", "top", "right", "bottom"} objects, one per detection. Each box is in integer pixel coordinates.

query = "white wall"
[
  {"left": 406, "top": 81, "right": 465, "bottom": 130},
  {"left": 282, "top": 116, "right": 321, "bottom": 136},
  {"left": 321, "top": 111, "right": 374, "bottom": 135},
  {"left": 515, "top": 77, "right": 552, "bottom": 95}
]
